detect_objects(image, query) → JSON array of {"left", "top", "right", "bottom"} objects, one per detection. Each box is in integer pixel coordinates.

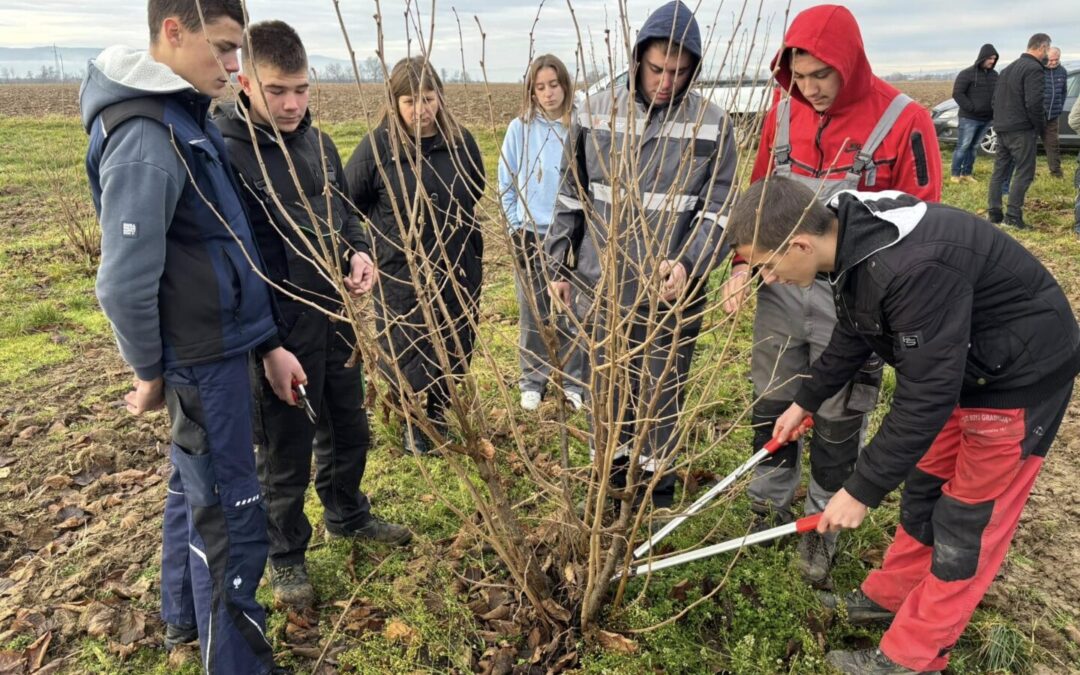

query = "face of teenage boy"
[
  {"left": 639, "top": 43, "right": 693, "bottom": 106},
  {"left": 790, "top": 51, "right": 843, "bottom": 113},
  {"left": 397, "top": 88, "right": 440, "bottom": 137},
  {"left": 735, "top": 241, "right": 820, "bottom": 287},
  {"left": 533, "top": 67, "right": 565, "bottom": 117},
  {"left": 160, "top": 16, "right": 244, "bottom": 98},
  {"left": 239, "top": 65, "right": 310, "bottom": 133}
]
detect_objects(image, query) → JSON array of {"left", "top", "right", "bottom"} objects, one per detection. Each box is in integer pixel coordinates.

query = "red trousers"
[{"left": 861, "top": 384, "right": 1071, "bottom": 672}]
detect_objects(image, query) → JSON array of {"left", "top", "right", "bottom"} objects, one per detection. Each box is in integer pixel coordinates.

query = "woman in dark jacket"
[{"left": 345, "top": 56, "right": 486, "bottom": 454}]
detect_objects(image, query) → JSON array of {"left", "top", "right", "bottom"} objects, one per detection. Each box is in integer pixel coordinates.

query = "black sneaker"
[
  {"left": 987, "top": 208, "right": 1004, "bottom": 224},
  {"left": 328, "top": 516, "right": 413, "bottom": 546},
  {"left": 825, "top": 648, "right": 939, "bottom": 674},
  {"left": 402, "top": 426, "right": 431, "bottom": 455},
  {"left": 817, "top": 589, "right": 895, "bottom": 625},
  {"left": 797, "top": 531, "right": 835, "bottom": 585},
  {"left": 268, "top": 563, "right": 315, "bottom": 609},
  {"left": 163, "top": 622, "right": 198, "bottom": 651}
]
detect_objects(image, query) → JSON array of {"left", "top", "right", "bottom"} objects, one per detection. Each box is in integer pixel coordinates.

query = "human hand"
[
  {"left": 125, "top": 377, "right": 165, "bottom": 415},
  {"left": 262, "top": 347, "right": 307, "bottom": 406},
  {"left": 344, "top": 251, "right": 377, "bottom": 295}
]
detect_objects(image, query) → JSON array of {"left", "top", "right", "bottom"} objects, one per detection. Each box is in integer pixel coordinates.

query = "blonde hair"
[
  {"left": 379, "top": 56, "right": 464, "bottom": 147},
  {"left": 521, "top": 54, "right": 573, "bottom": 124}
]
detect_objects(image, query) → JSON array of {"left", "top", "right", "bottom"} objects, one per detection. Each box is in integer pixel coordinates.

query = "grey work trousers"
[{"left": 748, "top": 279, "right": 881, "bottom": 530}]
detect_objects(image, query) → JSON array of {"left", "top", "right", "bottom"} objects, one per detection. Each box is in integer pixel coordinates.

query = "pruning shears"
[
  {"left": 633, "top": 416, "right": 814, "bottom": 559},
  {"left": 292, "top": 379, "right": 317, "bottom": 424}
]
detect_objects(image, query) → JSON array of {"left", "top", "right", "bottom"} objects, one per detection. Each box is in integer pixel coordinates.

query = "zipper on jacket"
[{"left": 814, "top": 113, "right": 832, "bottom": 177}]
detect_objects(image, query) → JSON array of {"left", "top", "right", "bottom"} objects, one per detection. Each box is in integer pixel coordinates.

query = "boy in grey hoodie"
[{"left": 81, "top": 1, "right": 301, "bottom": 672}]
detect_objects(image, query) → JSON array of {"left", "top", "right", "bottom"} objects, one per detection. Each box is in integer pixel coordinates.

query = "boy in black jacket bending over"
[
  {"left": 728, "top": 176, "right": 1080, "bottom": 675},
  {"left": 214, "top": 20, "right": 411, "bottom": 610}
]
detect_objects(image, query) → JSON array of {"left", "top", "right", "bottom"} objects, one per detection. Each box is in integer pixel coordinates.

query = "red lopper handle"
[
  {"left": 762, "top": 416, "right": 814, "bottom": 454},
  {"left": 796, "top": 513, "right": 822, "bottom": 534}
]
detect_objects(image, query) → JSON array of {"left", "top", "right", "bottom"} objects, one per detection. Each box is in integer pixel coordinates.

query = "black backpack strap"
[{"left": 98, "top": 97, "right": 168, "bottom": 137}]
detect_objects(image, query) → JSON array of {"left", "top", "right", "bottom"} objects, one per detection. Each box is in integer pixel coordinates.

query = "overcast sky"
[{"left": 1, "top": 0, "right": 1078, "bottom": 80}]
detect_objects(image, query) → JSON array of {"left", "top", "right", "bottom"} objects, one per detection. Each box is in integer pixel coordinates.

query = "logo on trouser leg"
[{"left": 233, "top": 576, "right": 243, "bottom": 590}]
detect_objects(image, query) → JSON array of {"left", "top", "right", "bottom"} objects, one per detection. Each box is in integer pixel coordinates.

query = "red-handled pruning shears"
[
  {"left": 291, "top": 378, "right": 317, "bottom": 424},
  {"left": 632, "top": 416, "right": 814, "bottom": 560},
  {"left": 621, "top": 513, "right": 822, "bottom": 579}
]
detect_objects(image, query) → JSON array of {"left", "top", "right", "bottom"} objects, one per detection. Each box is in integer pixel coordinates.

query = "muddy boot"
[
  {"left": 817, "top": 589, "right": 895, "bottom": 625},
  {"left": 797, "top": 530, "right": 836, "bottom": 585},
  {"left": 825, "top": 648, "right": 939, "bottom": 674},
  {"left": 163, "top": 622, "right": 198, "bottom": 651},
  {"left": 328, "top": 516, "right": 413, "bottom": 546},
  {"left": 269, "top": 563, "right": 315, "bottom": 610}
]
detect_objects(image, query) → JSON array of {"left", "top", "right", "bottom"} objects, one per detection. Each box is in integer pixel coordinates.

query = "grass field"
[{"left": 0, "top": 82, "right": 1079, "bottom": 674}]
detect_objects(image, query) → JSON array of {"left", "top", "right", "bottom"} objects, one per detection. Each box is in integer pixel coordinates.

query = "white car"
[{"left": 574, "top": 69, "right": 775, "bottom": 122}]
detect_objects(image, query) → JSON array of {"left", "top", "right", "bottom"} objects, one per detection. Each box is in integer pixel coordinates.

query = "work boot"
[
  {"left": 328, "top": 516, "right": 413, "bottom": 546},
  {"left": 948, "top": 176, "right": 961, "bottom": 184},
  {"left": 402, "top": 425, "right": 432, "bottom": 455},
  {"left": 269, "top": 563, "right": 315, "bottom": 609},
  {"left": 163, "top": 622, "right": 198, "bottom": 651},
  {"left": 825, "top": 648, "right": 939, "bottom": 674},
  {"left": 797, "top": 530, "right": 835, "bottom": 585},
  {"left": 987, "top": 208, "right": 1004, "bottom": 224},
  {"left": 1003, "top": 216, "right": 1028, "bottom": 229},
  {"left": 961, "top": 175, "right": 977, "bottom": 184},
  {"left": 817, "top": 589, "right": 895, "bottom": 625}
]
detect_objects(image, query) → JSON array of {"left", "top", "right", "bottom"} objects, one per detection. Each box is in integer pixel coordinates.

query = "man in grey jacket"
[{"left": 545, "top": 0, "right": 736, "bottom": 510}]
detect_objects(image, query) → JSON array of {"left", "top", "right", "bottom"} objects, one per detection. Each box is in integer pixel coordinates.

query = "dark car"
[{"left": 931, "top": 62, "right": 1080, "bottom": 155}]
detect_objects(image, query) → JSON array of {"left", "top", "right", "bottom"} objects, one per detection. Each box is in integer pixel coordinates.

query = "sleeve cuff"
[
  {"left": 255, "top": 335, "right": 282, "bottom": 359},
  {"left": 133, "top": 361, "right": 163, "bottom": 381},
  {"left": 677, "top": 256, "right": 696, "bottom": 280},
  {"left": 793, "top": 384, "right": 826, "bottom": 415},
  {"left": 843, "top": 467, "right": 890, "bottom": 508}
]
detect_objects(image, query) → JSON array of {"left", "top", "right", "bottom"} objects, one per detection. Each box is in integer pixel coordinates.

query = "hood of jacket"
[
  {"left": 976, "top": 43, "right": 999, "bottom": 69},
  {"left": 632, "top": 0, "right": 702, "bottom": 105},
  {"left": 828, "top": 190, "right": 928, "bottom": 283},
  {"left": 213, "top": 92, "right": 313, "bottom": 147},
  {"left": 79, "top": 45, "right": 195, "bottom": 132},
  {"left": 772, "top": 5, "right": 872, "bottom": 114}
]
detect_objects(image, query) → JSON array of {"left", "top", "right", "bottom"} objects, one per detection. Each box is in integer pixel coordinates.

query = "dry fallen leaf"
[
  {"left": 596, "top": 630, "right": 639, "bottom": 654},
  {"left": 384, "top": 619, "right": 418, "bottom": 644},
  {"left": 479, "top": 439, "right": 496, "bottom": 460}
]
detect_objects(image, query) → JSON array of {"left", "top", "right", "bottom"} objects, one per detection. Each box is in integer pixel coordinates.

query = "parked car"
[
  {"left": 931, "top": 61, "right": 1080, "bottom": 155},
  {"left": 574, "top": 70, "right": 774, "bottom": 122}
]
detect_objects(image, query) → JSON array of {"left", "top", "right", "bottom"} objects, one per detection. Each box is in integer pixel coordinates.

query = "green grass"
[{"left": 4, "top": 112, "right": 1078, "bottom": 673}]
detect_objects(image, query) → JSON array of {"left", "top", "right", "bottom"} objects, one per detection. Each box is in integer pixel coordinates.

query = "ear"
[
  {"left": 236, "top": 73, "right": 253, "bottom": 96},
  {"left": 161, "top": 17, "right": 183, "bottom": 47},
  {"left": 787, "top": 233, "right": 816, "bottom": 255}
]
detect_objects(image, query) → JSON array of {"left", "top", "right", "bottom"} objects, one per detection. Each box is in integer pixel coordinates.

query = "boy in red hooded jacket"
[{"left": 720, "top": 4, "right": 941, "bottom": 588}]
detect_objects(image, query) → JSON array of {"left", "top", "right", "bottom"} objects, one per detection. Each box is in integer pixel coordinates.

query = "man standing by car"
[
  {"left": 1043, "top": 47, "right": 1069, "bottom": 178},
  {"left": 949, "top": 44, "right": 998, "bottom": 183},
  {"left": 988, "top": 33, "right": 1051, "bottom": 228}
]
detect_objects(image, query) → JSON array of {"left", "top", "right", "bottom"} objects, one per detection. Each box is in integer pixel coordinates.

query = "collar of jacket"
[{"left": 828, "top": 190, "right": 927, "bottom": 284}]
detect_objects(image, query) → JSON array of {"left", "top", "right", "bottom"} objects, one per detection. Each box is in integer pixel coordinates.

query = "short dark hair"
[
  {"left": 1027, "top": 33, "right": 1051, "bottom": 50},
  {"left": 726, "top": 176, "right": 836, "bottom": 251},
  {"left": 243, "top": 20, "right": 308, "bottom": 74},
  {"left": 148, "top": 0, "right": 245, "bottom": 42}
]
